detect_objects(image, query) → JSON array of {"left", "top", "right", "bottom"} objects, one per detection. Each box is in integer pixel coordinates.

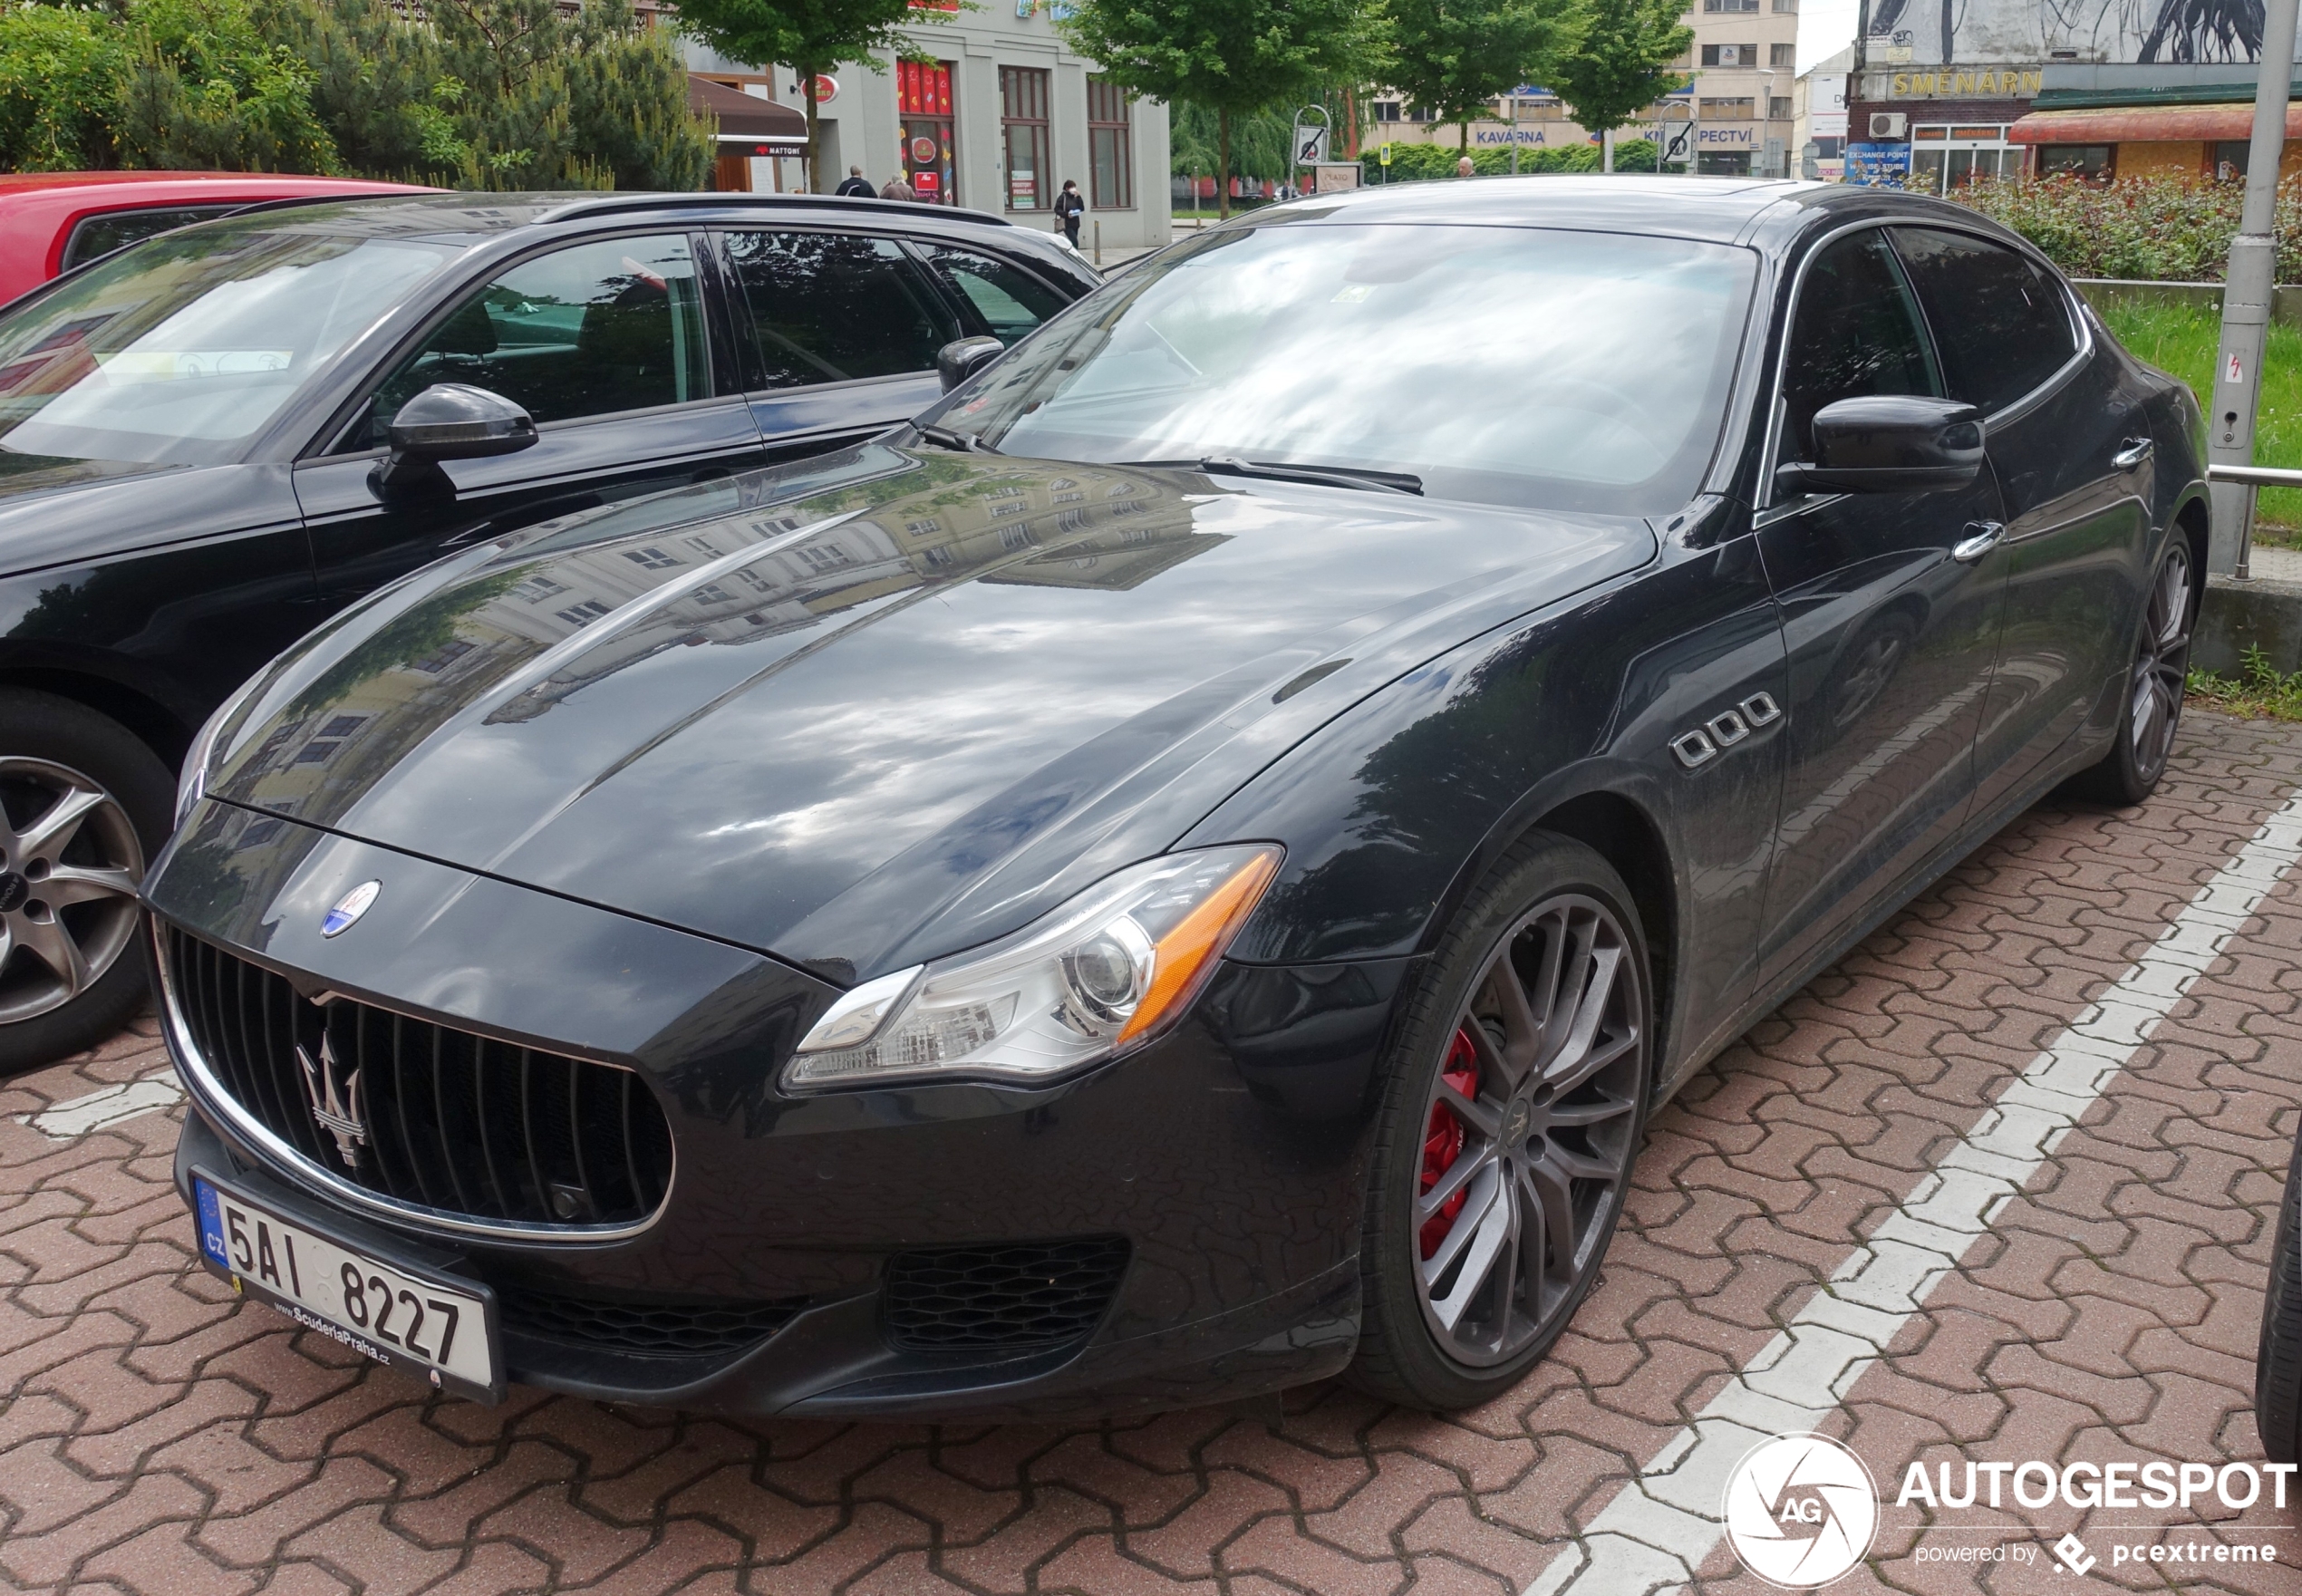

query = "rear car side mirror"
[
  {"left": 936, "top": 336, "right": 1006, "bottom": 392},
  {"left": 1775, "top": 394, "right": 1984, "bottom": 497},
  {"left": 372, "top": 382, "right": 537, "bottom": 494}
]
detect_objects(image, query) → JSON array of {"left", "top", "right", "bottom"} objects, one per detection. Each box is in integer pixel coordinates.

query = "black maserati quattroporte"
[{"left": 149, "top": 179, "right": 2203, "bottom": 1416}]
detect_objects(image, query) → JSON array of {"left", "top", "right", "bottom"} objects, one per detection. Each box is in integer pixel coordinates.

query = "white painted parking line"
[
  {"left": 16, "top": 1074, "right": 185, "bottom": 1140},
  {"left": 1526, "top": 785, "right": 2302, "bottom": 1596}
]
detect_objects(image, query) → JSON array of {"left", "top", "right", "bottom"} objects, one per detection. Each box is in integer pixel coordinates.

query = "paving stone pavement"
[{"left": 3, "top": 710, "right": 2301, "bottom": 1595}]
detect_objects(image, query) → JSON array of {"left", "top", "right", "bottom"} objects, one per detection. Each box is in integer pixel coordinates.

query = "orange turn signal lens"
[{"left": 1117, "top": 846, "right": 1281, "bottom": 1046}]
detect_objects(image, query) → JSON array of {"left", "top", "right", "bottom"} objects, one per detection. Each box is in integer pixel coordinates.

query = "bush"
[
  {"left": 1359, "top": 136, "right": 1656, "bottom": 183},
  {"left": 1948, "top": 172, "right": 2302, "bottom": 284},
  {"left": 0, "top": 3, "right": 127, "bottom": 171}
]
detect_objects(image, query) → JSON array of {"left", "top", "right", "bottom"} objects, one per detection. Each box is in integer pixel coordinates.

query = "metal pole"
[
  {"left": 1511, "top": 94, "right": 1521, "bottom": 175},
  {"left": 1093, "top": 218, "right": 1102, "bottom": 266},
  {"left": 2209, "top": 0, "right": 2299, "bottom": 577}
]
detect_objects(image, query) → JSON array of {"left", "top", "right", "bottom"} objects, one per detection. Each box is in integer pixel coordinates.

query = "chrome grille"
[{"left": 164, "top": 926, "right": 672, "bottom": 1230}]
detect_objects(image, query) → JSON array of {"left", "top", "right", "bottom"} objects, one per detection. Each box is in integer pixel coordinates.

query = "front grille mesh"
[
  {"left": 883, "top": 1236, "right": 1129, "bottom": 1352},
  {"left": 496, "top": 1282, "right": 806, "bottom": 1357},
  {"left": 165, "top": 926, "right": 672, "bottom": 1229}
]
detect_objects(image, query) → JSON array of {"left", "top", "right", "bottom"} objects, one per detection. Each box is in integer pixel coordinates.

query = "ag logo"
[{"left": 1722, "top": 1433, "right": 1878, "bottom": 1588}]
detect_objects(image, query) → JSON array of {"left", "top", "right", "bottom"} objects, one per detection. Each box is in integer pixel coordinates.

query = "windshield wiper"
[
  {"left": 1118, "top": 456, "right": 1421, "bottom": 496},
  {"left": 916, "top": 423, "right": 998, "bottom": 454}
]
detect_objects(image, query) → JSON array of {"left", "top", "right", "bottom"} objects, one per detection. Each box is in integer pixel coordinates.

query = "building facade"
[
  {"left": 1845, "top": 0, "right": 2302, "bottom": 193},
  {"left": 1362, "top": 0, "right": 1801, "bottom": 177},
  {"left": 686, "top": 4, "right": 1171, "bottom": 251}
]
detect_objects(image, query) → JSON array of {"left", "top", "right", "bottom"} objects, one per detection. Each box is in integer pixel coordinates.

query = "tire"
[
  {"left": 2257, "top": 1128, "right": 2302, "bottom": 1466},
  {"left": 1347, "top": 833, "right": 1655, "bottom": 1410},
  {"left": 0, "top": 691, "right": 172, "bottom": 1078},
  {"left": 2068, "top": 537, "right": 2194, "bottom": 806}
]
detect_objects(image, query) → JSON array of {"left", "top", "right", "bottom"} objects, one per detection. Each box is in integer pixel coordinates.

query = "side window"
[
  {"left": 918, "top": 245, "right": 1069, "bottom": 343},
  {"left": 361, "top": 235, "right": 707, "bottom": 445},
  {"left": 61, "top": 205, "right": 242, "bottom": 272},
  {"left": 1891, "top": 227, "right": 2077, "bottom": 412},
  {"left": 1779, "top": 231, "right": 1942, "bottom": 462},
  {"left": 723, "top": 232, "right": 959, "bottom": 388}
]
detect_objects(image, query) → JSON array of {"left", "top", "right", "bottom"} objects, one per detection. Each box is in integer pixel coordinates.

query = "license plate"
[{"left": 193, "top": 1175, "right": 501, "bottom": 1402}]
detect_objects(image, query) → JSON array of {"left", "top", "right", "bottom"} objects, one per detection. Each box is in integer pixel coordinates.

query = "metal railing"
[{"left": 2206, "top": 464, "right": 2302, "bottom": 579}]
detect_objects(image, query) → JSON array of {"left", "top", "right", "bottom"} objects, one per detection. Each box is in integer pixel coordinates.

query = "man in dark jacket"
[
  {"left": 834, "top": 166, "right": 875, "bottom": 198},
  {"left": 1054, "top": 179, "right": 1085, "bottom": 247}
]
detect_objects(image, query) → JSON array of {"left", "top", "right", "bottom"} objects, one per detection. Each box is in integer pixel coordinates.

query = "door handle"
[
  {"left": 1951, "top": 521, "right": 2005, "bottom": 563},
  {"left": 2113, "top": 437, "right": 2154, "bottom": 470}
]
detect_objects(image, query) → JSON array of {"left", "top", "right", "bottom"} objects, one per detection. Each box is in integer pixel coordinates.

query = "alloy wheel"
[
  {"left": 1412, "top": 894, "right": 1646, "bottom": 1368},
  {"left": 0, "top": 759, "right": 145, "bottom": 1025},
  {"left": 2130, "top": 544, "right": 2192, "bottom": 781}
]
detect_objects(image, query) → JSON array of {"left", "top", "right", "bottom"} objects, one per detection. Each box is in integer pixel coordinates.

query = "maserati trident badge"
[
  {"left": 295, "top": 1030, "right": 367, "bottom": 1170},
  {"left": 321, "top": 879, "right": 381, "bottom": 937}
]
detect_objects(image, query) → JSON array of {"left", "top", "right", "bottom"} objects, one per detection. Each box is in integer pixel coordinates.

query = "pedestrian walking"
[
  {"left": 834, "top": 165, "right": 874, "bottom": 198},
  {"left": 879, "top": 172, "right": 918, "bottom": 201},
  {"left": 1054, "top": 179, "right": 1085, "bottom": 247}
]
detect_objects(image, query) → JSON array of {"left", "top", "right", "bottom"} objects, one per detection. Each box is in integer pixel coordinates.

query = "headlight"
[
  {"left": 785, "top": 844, "right": 1282, "bottom": 1091},
  {"left": 174, "top": 671, "right": 268, "bottom": 828}
]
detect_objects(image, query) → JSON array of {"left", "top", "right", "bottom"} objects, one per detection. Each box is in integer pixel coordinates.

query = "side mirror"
[
  {"left": 372, "top": 382, "right": 537, "bottom": 494},
  {"left": 1775, "top": 394, "right": 1984, "bottom": 497},
  {"left": 936, "top": 336, "right": 1005, "bottom": 392}
]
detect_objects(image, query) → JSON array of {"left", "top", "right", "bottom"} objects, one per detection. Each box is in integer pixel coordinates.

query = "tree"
[
  {"left": 1387, "top": 0, "right": 1581, "bottom": 155},
  {"left": 1546, "top": 0, "right": 1688, "bottom": 171},
  {"left": 0, "top": 3, "right": 129, "bottom": 171},
  {"left": 670, "top": 0, "right": 923, "bottom": 190},
  {"left": 115, "top": 0, "right": 337, "bottom": 173},
  {"left": 1062, "top": 0, "right": 1394, "bottom": 218}
]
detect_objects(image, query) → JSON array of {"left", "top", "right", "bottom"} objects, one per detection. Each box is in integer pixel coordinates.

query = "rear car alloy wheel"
[
  {"left": 0, "top": 692, "right": 170, "bottom": 1075},
  {"left": 2074, "top": 538, "right": 2193, "bottom": 806},
  {"left": 1352, "top": 837, "right": 1652, "bottom": 1407}
]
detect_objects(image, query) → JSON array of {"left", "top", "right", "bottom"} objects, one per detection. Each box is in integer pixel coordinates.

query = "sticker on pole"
[{"left": 2228, "top": 352, "right": 2246, "bottom": 383}]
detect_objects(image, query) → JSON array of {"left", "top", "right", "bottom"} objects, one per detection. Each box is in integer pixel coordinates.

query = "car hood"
[{"left": 204, "top": 444, "right": 1655, "bottom": 981}]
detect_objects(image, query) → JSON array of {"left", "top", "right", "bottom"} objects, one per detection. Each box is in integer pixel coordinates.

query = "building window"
[
  {"left": 1700, "top": 44, "right": 1756, "bottom": 64},
  {"left": 1768, "top": 96, "right": 1793, "bottom": 120},
  {"left": 1000, "top": 66, "right": 1051, "bottom": 211},
  {"left": 1770, "top": 42, "right": 1795, "bottom": 66},
  {"left": 556, "top": 600, "right": 612, "bottom": 627},
  {"left": 625, "top": 547, "right": 679, "bottom": 569},
  {"left": 1912, "top": 125, "right": 2026, "bottom": 192},
  {"left": 1088, "top": 75, "right": 1134, "bottom": 209},
  {"left": 899, "top": 60, "right": 957, "bottom": 205},
  {"left": 1371, "top": 100, "right": 1402, "bottom": 121},
  {"left": 1703, "top": 0, "right": 1759, "bottom": 11},
  {"left": 1773, "top": 0, "right": 1796, "bottom": 11},
  {"left": 1699, "top": 97, "right": 1756, "bottom": 119}
]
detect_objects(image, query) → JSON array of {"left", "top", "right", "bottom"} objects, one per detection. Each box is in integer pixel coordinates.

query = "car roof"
[
  {"left": 1219, "top": 175, "right": 1844, "bottom": 246},
  {"left": 218, "top": 189, "right": 1029, "bottom": 241}
]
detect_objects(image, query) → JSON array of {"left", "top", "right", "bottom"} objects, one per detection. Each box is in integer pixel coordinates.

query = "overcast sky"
[{"left": 1797, "top": 0, "right": 1862, "bottom": 73}]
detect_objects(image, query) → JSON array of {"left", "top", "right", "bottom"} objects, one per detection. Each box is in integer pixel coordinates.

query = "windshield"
[
  {"left": 934, "top": 222, "right": 1757, "bottom": 515},
  {"left": 0, "top": 223, "right": 461, "bottom": 467}
]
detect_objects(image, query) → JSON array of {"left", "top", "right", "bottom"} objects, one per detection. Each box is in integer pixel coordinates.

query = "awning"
[
  {"left": 687, "top": 76, "right": 809, "bottom": 146},
  {"left": 2008, "top": 102, "right": 2302, "bottom": 144}
]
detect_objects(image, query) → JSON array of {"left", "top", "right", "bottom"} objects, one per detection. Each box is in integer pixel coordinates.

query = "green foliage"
[
  {"left": 1386, "top": 0, "right": 1581, "bottom": 150},
  {"left": 0, "top": 3, "right": 128, "bottom": 170},
  {"left": 2189, "top": 644, "right": 2302, "bottom": 721},
  {"left": 114, "top": 0, "right": 337, "bottom": 172},
  {"left": 1170, "top": 95, "right": 1352, "bottom": 180},
  {"left": 1358, "top": 135, "right": 1651, "bottom": 180},
  {"left": 1949, "top": 173, "right": 2302, "bottom": 285},
  {"left": 0, "top": 0, "right": 707, "bottom": 187},
  {"left": 1063, "top": 0, "right": 1393, "bottom": 214},
  {"left": 1544, "top": 0, "right": 1688, "bottom": 137},
  {"left": 669, "top": 0, "right": 923, "bottom": 189},
  {"left": 2094, "top": 295, "right": 2302, "bottom": 535}
]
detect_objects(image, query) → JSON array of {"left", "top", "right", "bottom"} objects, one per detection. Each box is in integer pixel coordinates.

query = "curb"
[{"left": 2199, "top": 571, "right": 2302, "bottom": 677}]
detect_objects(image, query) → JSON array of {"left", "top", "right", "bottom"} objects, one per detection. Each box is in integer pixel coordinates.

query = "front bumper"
[{"left": 150, "top": 799, "right": 1409, "bottom": 1417}]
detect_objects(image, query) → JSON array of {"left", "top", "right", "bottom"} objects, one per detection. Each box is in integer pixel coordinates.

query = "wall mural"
[{"left": 1865, "top": 0, "right": 2283, "bottom": 65}]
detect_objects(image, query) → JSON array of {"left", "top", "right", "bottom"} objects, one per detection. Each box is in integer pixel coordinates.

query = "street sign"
[
  {"left": 1378, "top": 143, "right": 1392, "bottom": 166},
  {"left": 1289, "top": 105, "right": 1332, "bottom": 171}
]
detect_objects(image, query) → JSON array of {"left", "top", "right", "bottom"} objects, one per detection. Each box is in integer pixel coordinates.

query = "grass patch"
[
  {"left": 2189, "top": 644, "right": 2302, "bottom": 720},
  {"left": 2095, "top": 298, "right": 2302, "bottom": 539}
]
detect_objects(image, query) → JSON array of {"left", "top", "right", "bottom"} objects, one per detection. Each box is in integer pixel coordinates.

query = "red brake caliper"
[{"left": 1418, "top": 1028, "right": 1481, "bottom": 1260}]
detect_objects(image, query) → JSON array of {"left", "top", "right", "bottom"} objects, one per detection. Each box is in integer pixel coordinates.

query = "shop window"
[
  {"left": 2038, "top": 143, "right": 2113, "bottom": 182},
  {"left": 899, "top": 60, "right": 957, "bottom": 205},
  {"left": 2215, "top": 139, "right": 2249, "bottom": 179},
  {"left": 1088, "top": 75, "right": 1134, "bottom": 209},
  {"left": 1000, "top": 66, "right": 1051, "bottom": 212}
]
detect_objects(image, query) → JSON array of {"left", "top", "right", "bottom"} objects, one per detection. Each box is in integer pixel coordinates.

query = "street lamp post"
[{"left": 2207, "top": 0, "right": 2300, "bottom": 576}]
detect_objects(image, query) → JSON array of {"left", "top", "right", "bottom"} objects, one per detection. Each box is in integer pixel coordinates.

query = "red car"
[{"left": 0, "top": 172, "right": 436, "bottom": 305}]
